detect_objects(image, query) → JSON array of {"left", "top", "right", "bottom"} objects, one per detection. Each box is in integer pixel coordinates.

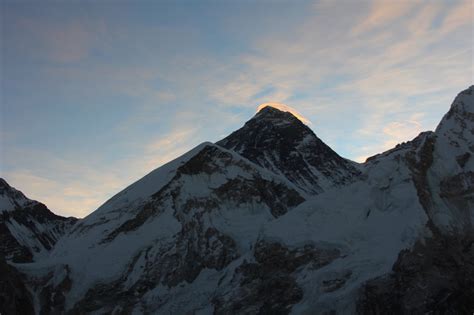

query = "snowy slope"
[
  {"left": 262, "top": 132, "right": 433, "bottom": 313},
  {"left": 6, "top": 86, "right": 474, "bottom": 314},
  {"left": 30, "top": 142, "right": 305, "bottom": 312}
]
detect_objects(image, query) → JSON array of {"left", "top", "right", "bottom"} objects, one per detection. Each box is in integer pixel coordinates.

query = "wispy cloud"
[
  {"left": 4, "top": 167, "right": 125, "bottom": 218},
  {"left": 205, "top": 0, "right": 471, "bottom": 159},
  {"left": 351, "top": 0, "right": 420, "bottom": 35},
  {"left": 142, "top": 126, "right": 198, "bottom": 171},
  {"left": 439, "top": 0, "right": 473, "bottom": 35}
]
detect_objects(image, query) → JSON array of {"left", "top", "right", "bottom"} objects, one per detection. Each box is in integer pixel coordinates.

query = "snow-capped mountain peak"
[{"left": 217, "top": 106, "right": 361, "bottom": 194}]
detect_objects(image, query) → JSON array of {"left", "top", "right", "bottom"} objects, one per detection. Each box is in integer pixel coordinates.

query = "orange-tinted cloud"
[
  {"left": 257, "top": 102, "right": 311, "bottom": 125},
  {"left": 382, "top": 119, "right": 423, "bottom": 149}
]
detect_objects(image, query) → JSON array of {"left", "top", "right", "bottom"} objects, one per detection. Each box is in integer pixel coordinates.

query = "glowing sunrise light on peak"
[{"left": 257, "top": 102, "right": 311, "bottom": 125}]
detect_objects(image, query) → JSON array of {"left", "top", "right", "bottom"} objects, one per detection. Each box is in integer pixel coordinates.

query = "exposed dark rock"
[
  {"left": 440, "top": 171, "right": 474, "bottom": 200},
  {"left": 0, "top": 221, "right": 34, "bottom": 262},
  {"left": 101, "top": 201, "right": 165, "bottom": 243},
  {"left": 0, "top": 258, "right": 35, "bottom": 315},
  {"left": 320, "top": 270, "right": 352, "bottom": 293},
  {"left": 157, "top": 224, "right": 239, "bottom": 287},
  {"left": 439, "top": 171, "right": 474, "bottom": 232},
  {"left": 404, "top": 133, "right": 438, "bottom": 230},
  {"left": 103, "top": 145, "right": 305, "bottom": 242},
  {"left": 37, "top": 266, "right": 73, "bottom": 315},
  {"left": 178, "top": 146, "right": 250, "bottom": 176},
  {"left": 253, "top": 240, "right": 340, "bottom": 272},
  {"left": 75, "top": 219, "right": 239, "bottom": 313},
  {"left": 357, "top": 233, "right": 474, "bottom": 315},
  {"left": 214, "top": 177, "right": 304, "bottom": 218},
  {"left": 213, "top": 240, "right": 340, "bottom": 314},
  {"left": 69, "top": 279, "right": 136, "bottom": 315},
  {"left": 457, "top": 152, "right": 471, "bottom": 168}
]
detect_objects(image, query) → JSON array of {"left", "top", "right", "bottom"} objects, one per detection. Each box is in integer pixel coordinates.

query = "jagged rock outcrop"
[{"left": 357, "top": 233, "right": 474, "bottom": 314}]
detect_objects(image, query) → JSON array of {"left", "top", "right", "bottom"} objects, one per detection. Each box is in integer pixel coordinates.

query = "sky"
[{"left": 1, "top": 0, "right": 472, "bottom": 218}]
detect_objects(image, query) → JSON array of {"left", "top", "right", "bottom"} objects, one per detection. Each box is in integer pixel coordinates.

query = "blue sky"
[{"left": 1, "top": 0, "right": 472, "bottom": 217}]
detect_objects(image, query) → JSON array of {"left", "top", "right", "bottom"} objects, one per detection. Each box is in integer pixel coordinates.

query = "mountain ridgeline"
[{"left": 1, "top": 86, "right": 473, "bottom": 314}]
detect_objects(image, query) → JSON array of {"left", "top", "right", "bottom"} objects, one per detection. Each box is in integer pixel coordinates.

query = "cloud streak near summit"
[{"left": 1, "top": 0, "right": 472, "bottom": 217}]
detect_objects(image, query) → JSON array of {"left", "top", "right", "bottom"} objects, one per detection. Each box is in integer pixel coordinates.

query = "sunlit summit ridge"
[{"left": 256, "top": 102, "right": 311, "bottom": 125}]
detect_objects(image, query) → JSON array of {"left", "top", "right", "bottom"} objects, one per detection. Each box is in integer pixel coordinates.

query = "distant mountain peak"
[
  {"left": 0, "top": 178, "right": 77, "bottom": 263},
  {"left": 217, "top": 105, "right": 360, "bottom": 194}
]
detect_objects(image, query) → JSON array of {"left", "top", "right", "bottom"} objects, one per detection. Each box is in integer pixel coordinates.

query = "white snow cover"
[
  {"left": 30, "top": 142, "right": 302, "bottom": 309},
  {"left": 26, "top": 143, "right": 423, "bottom": 312},
  {"left": 39, "top": 142, "right": 215, "bottom": 305}
]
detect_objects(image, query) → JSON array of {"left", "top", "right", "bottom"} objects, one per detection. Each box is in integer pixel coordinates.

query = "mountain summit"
[
  {"left": 217, "top": 106, "right": 361, "bottom": 194},
  {"left": 253, "top": 105, "right": 307, "bottom": 123},
  {"left": 1, "top": 86, "right": 474, "bottom": 314}
]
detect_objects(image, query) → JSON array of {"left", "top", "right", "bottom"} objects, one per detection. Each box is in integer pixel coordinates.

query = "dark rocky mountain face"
[
  {"left": 2, "top": 86, "right": 474, "bottom": 314},
  {"left": 0, "top": 178, "right": 77, "bottom": 262},
  {"left": 217, "top": 106, "right": 361, "bottom": 194},
  {"left": 213, "top": 240, "right": 341, "bottom": 314},
  {"left": 357, "top": 232, "right": 474, "bottom": 315},
  {"left": 358, "top": 137, "right": 474, "bottom": 314},
  {"left": 0, "top": 257, "right": 35, "bottom": 314}
]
